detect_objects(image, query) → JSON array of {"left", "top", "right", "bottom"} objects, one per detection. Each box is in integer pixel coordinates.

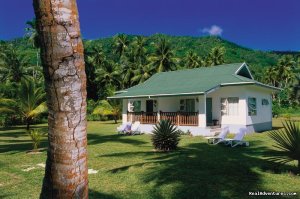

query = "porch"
[{"left": 127, "top": 111, "right": 199, "bottom": 126}]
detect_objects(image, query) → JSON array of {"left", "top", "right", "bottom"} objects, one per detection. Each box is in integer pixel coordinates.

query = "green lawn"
[{"left": 0, "top": 118, "right": 299, "bottom": 199}]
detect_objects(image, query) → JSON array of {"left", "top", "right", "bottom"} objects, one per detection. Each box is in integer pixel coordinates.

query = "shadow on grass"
[
  {"left": 0, "top": 125, "right": 48, "bottom": 138},
  {"left": 89, "top": 189, "right": 119, "bottom": 199},
  {"left": 102, "top": 142, "right": 294, "bottom": 199},
  {"left": 0, "top": 140, "right": 48, "bottom": 154},
  {"left": 271, "top": 127, "right": 283, "bottom": 130},
  {"left": 88, "top": 133, "right": 147, "bottom": 146},
  {"left": 0, "top": 125, "right": 48, "bottom": 154}
]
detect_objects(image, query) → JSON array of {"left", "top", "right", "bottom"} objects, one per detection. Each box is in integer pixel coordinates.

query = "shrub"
[
  {"left": 27, "top": 129, "right": 46, "bottom": 151},
  {"left": 92, "top": 100, "right": 121, "bottom": 123},
  {"left": 152, "top": 120, "right": 180, "bottom": 151},
  {"left": 267, "top": 121, "right": 300, "bottom": 173}
]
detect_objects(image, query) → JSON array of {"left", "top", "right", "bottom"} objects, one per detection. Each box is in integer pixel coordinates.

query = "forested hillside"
[
  {"left": 90, "top": 34, "right": 282, "bottom": 67},
  {"left": 0, "top": 33, "right": 299, "bottom": 127},
  {"left": 3, "top": 35, "right": 291, "bottom": 69}
]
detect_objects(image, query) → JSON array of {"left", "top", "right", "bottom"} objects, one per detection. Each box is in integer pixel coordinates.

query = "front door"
[
  {"left": 146, "top": 100, "right": 154, "bottom": 115},
  {"left": 206, "top": 98, "right": 213, "bottom": 125}
]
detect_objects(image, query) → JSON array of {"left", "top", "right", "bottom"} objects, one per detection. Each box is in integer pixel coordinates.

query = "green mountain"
[
  {"left": 3, "top": 34, "right": 298, "bottom": 73},
  {"left": 89, "top": 34, "right": 284, "bottom": 67}
]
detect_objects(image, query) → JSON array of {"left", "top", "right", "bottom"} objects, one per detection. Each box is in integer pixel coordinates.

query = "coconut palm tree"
[
  {"left": 149, "top": 38, "right": 178, "bottom": 72},
  {"left": 95, "top": 61, "right": 121, "bottom": 89},
  {"left": 276, "top": 55, "right": 295, "bottom": 88},
  {"left": 25, "top": 18, "right": 39, "bottom": 48},
  {"left": 206, "top": 46, "right": 226, "bottom": 66},
  {"left": 131, "top": 36, "right": 147, "bottom": 63},
  {"left": 184, "top": 51, "right": 203, "bottom": 68},
  {"left": 0, "top": 44, "right": 31, "bottom": 83},
  {"left": 119, "top": 48, "right": 140, "bottom": 88},
  {"left": 17, "top": 80, "right": 47, "bottom": 130},
  {"left": 87, "top": 43, "right": 106, "bottom": 66},
  {"left": 33, "top": 0, "right": 89, "bottom": 197},
  {"left": 0, "top": 80, "right": 46, "bottom": 129},
  {"left": 84, "top": 42, "right": 107, "bottom": 100},
  {"left": 268, "top": 121, "right": 300, "bottom": 173},
  {"left": 0, "top": 97, "right": 15, "bottom": 114},
  {"left": 113, "top": 34, "right": 130, "bottom": 58},
  {"left": 265, "top": 66, "right": 278, "bottom": 87},
  {"left": 25, "top": 18, "right": 41, "bottom": 80},
  {"left": 131, "top": 64, "right": 155, "bottom": 84},
  {"left": 291, "top": 59, "right": 300, "bottom": 104}
]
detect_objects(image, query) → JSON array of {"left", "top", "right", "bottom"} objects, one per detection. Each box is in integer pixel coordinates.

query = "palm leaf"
[
  {"left": 28, "top": 102, "right": 48, "bottom": 118},
  {"left": 267, "top": 121, "right": 300, "bottom": 171}
]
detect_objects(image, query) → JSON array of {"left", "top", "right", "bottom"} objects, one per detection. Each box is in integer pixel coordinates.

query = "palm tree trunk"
[
  {"left": 33, "top": 1, "right": 88, "bottom": 198},
  {"left": 26, "top": 119, "right": 30, "bottom": 130}
]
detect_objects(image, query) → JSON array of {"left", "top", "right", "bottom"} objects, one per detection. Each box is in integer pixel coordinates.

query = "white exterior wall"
[
  {"left": 207, "top": 86, "right": 247, "bottom": 126},
  {"left": 245, "top": 86, "right": 273, "bottom": 125},
  {"left": 157, "top": 97, "right": 180, "bottom": 112},
  {"left": 198, "top": 95, "right": 206, "bottom": 127},
  {"left": 206, "top": 85, "right": 273, "bottom": 133},
  {"left": 122, "top": 99, "right": 128, "bottom": 124}
]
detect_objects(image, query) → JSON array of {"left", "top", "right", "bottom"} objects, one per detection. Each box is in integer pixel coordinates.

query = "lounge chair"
[
  {"left": 206, "top": 126, "right": 229, "bottom": 144},
  {"left": 117, "top": 122, "right": 131, "bottom": 135},
  {"left": 224, "top": 128, "right": 249, "bottom": 147},
  {"left": 130, "top": 121, "right": 141, "bottom": 135}
]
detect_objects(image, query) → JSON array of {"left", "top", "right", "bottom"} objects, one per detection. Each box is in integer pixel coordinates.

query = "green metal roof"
[{"left": 109, "top": 63, "right": 280, "bottom": 99}]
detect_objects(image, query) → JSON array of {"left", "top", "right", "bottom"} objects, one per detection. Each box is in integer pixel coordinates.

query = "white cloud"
[{"left": 202, "top": 25, "right": 223, "bottom": 36}]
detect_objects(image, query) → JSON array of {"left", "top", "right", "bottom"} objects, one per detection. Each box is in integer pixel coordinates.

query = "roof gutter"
[
  {"left": 220, "top": 82, "right": 281, "bottom": 91},
  {"left": 107, "top": 91, "right": 205, "bottom": 99}
]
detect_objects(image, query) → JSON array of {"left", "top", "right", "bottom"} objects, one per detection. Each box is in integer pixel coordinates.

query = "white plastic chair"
[
  {"left": 130, "top": 121, "right": 141, "bottom": 135},
  {"left": 117, "top": 122, "right": 131, "bottom": 134},
  {"left": 224, "top": 128, "right": 249, "bottom": 147},
  {"left": 207, "top": 126, "right": 229, "bottom": 144}
]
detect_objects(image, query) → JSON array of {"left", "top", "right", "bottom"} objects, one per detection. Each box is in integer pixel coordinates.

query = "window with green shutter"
[
  {"left": 132, "top": 101, "right": 141, "bottom": 112},
  {"left": 248, "top": 98, "right": 257, "bottom": 116}
]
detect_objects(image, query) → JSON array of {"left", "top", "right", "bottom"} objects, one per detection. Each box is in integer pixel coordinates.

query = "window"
[
  {"left": 262, "top": 99, "right": 269, "bottom": 105},
  {"left": 221, "top": 97, "right": 239, "bottom": 116},
  {"left": 180, "top": 99, "right": 185, "bottom": 111},
  {"left": 186, "top": 99, "right": 195, "bottom": 112},
  {"left": 132, "top": 101, "right": 141, "bottom": 112},
  {"left": 248, "top": 98, "right": 257, "bottom": 116},
  {"left": 179, "top": 99, "right": 195, "bottom": 112}
]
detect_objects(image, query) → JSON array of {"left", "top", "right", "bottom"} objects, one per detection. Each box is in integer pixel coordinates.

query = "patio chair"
[
  {"left": 130, "top": 121, "right": 141, "bottom": 135},
  {"left": 117, "top": 122, "right": 131, "bottom": 135},
  {"left": 224, "top": 128, "right": 249, "bottom": 147},
  {"left": 206, "top": 126, "right": 229, "bottom": 144}
]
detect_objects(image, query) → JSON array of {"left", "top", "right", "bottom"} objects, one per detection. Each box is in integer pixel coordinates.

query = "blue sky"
[{"left": 0, "top": 0, "right": 299, "bottom": 51}]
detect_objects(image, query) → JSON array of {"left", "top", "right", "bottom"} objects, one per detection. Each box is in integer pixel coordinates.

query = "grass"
[{"left": 0, "top": 118, "right": 300, "bottom": 199}]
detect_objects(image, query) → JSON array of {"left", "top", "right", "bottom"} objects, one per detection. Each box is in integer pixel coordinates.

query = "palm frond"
[
  {"left": 267, "top": 121, "right": 300, "bottom": 171},
  {"left": 28, "top": 102, "right": 47, "bottom": 118}
]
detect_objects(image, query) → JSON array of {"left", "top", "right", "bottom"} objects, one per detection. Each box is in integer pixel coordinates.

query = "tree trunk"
[
  {"left": 26, "top": 120, "right": 30, "bottom": 130},
  {"left": 33, "top": 1, "right": 88, "bottom": 198}
]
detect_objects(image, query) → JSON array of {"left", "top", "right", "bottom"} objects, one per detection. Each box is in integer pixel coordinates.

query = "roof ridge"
[{"left": 156, "top": 63, "right": 244, "bottom": 74}]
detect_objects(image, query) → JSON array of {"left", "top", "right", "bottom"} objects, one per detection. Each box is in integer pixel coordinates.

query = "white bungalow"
[{"left": 108, "top": 63, "right": 280, "bottom": 136}]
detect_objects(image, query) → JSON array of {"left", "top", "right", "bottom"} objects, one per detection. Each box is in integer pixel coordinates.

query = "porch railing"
[
  {"left": 127, "top": 111, "right": 158, "bottom": 124},
  {"left": 127, "top": 111, "right": 198, "bottom": 126},
  {"left": 160, "top": 111, "right": 198, "bottom": 126}
]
